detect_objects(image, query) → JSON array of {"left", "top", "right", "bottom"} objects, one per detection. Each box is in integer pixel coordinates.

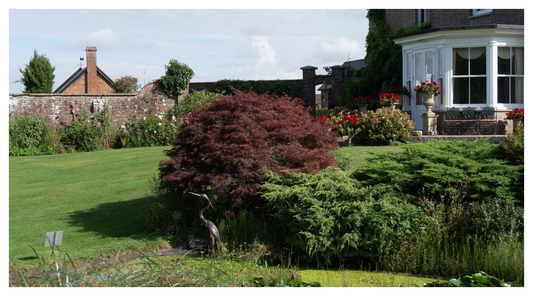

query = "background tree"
[
  {"left": 15, "top": 50, "right": 55, "bottom": 93},
  {"left": 112, "top": 75, "right": 141, "bottom": 93},
  {"left": 336, "top": 9, "right": 430, "bottom": 106},
  {"left": 157, "top": 59, "right": 194, "bottom": 97}
]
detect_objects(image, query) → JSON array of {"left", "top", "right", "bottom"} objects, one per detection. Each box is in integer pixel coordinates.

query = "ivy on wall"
[{"left": 337, "top": 9, "right": 431, "bottom": 107}]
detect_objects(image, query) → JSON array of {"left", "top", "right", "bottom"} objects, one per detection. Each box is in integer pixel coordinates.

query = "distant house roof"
[
  {"left": 53, "top": 66, "right": 114, "bottom": 94},
  {"left": 342, "top": 59, "right": 366, "bottom": 71},
  {"left": 317, "top": 84, "right": 331, "bottom": 91}
]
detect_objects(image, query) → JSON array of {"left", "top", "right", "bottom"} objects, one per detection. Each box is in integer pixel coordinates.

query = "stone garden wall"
[
  {"left": 9, "top": 81, "right": 184, "bottom": 129},
  {"left": 10, "top": 66, "right": 339, "bottom": 128}
]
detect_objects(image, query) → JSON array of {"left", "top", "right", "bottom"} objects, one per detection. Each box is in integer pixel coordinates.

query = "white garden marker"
[{"left": 44, "top": 231, "right": 63, "bottom": 255}]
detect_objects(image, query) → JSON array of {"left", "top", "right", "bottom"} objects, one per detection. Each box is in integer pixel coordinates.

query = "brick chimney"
[{"left": 86, "top": 46, "right": 97, "bottom": 94}]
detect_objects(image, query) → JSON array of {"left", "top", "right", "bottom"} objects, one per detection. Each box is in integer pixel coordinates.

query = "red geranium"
[
  {"left": 506, "top": 108, "right": 524, "bottom": 121},
  {"left": 414, "top": 80, "right": 441, "bottom": 95}
]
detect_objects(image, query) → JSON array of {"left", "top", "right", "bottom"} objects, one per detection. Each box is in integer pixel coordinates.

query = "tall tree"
[
  {"left": 16, "top": 50, "right": 56, "bottom": 93},
  {"left": 112, "top": 75, "right": 141, "bottom": 93},
  {"left": 157, "top": 59, "right": 194, "bottom": 97}
]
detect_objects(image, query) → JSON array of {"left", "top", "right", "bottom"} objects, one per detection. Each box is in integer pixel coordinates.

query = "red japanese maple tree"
[{"left": 158, "top": 89, "right": 339, "bottom": 216}]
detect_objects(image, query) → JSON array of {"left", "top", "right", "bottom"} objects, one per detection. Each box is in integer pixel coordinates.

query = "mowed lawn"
[
  {"left": 9, "top": 143, "right": 405, "bottom": 267},
  {"left": 9, "top": 146, "right": 172, "bottom": 265}
]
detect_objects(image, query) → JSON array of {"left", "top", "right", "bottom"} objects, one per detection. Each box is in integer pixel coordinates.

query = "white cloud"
[
  {"left": 314, "top": 36, "right": 364, "bottom": 63},
  {"left": 85, "top": 28, "right": 120, "bottom": 47},
  {"left": 253, "top": 36, "right": 277, "bottom": 66}
]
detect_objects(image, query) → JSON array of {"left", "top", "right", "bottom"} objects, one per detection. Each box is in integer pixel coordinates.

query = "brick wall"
[
  {"left": 386, "top": 9, "right": 524, "bottom": 32},
  {"left": 10, "top": 68, "right": 333, "bottom": 128},
  {"left": 386, "top": 9, "right": 418, "bottom": 32},
  {"left": 9, "top": 81, "right": 183, "bottom": 129},
  {"left": 62, "top": 72, "right": 87, "bottom": 94},
  {"left": 430, "top": 9, "right": 524, "bottom": 27},
  {"left": 59, "top": 70, "right": 115, "bottom": 95}
]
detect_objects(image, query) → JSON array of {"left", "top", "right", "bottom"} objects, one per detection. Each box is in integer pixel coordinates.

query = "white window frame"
[
  {"left": 394, "top": 26, "right": 523, "bottom": 110},
  {"left": 403, "top": 50, "right": 412, "bottom": 110},
  {"left": 451, "top": 46, "right": 488, "bottom": 106},
  {"left": 497, "top": 46, "right": 524, "bottom": 104}
]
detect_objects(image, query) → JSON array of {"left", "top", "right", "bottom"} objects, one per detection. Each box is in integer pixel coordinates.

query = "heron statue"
[{"left": 188, "top": 192, "right": 221, "bottom": 258}]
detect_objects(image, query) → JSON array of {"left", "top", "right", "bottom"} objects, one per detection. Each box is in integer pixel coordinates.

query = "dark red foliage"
[{"left": 158, "top": 89, "right": 339, "bottom": 216}]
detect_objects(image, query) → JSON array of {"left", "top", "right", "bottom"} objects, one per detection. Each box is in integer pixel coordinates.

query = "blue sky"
[{"left": 7, "top": 3, "right": 371, "bottom": 94}]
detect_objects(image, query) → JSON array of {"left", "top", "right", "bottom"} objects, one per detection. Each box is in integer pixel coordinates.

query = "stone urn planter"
[
  {"left": 396, "top": 99, "right": 404, "bottom": 109},
  {"left": 421, "top": 93, "right": 435, "bottom": 115},
  {"left": 357, "top": 104, "right": 368, "bottom": 114},
  {"left": 512, "top": 118, "right": 524, "bottom": 133}
]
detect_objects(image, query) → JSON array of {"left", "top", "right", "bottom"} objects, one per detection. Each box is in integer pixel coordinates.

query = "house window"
[
  {"left": 498, "top": 47, "right": 524, "bottom": 104},
  {"left": 418, "top": 9, "right": 426, "bottom": 25},
  {"left": 452, "top": 47, "right": 487, "bottom": 104},
  {"left": 472, "top": 9, "right": 492, "bottom": 16}
]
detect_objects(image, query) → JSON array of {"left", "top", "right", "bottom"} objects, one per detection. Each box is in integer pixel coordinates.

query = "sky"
[{"left": 7, "top": 4, "right": 371, "bottom": 94}]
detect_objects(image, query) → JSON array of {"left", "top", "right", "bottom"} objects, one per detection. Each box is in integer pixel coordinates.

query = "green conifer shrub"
[
  {"left": 261, "top": 167, "right": 429, "bottom": 262},
  {"left": 351, "top": 139, "right": 524, "bottom": 205}
]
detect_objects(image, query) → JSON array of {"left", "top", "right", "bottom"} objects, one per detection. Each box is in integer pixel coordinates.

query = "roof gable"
[{"left": 53, "top": 66, "right": 114, "bottom": 94}]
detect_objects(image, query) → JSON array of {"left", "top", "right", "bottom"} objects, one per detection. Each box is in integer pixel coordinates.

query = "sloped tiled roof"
[
  {"left": 53, "top": 67, "right": 85, "bottom": 93},
  {"left": 53, "top": 66, "right": 114, "bottom": 94},
  {"left": 342, "top": 59, "right": 366, "bottom": 71}
]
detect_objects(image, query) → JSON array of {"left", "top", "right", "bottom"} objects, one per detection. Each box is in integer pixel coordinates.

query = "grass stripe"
[{"left": 9, "top": 146, "right": 171, "bottom": 267}]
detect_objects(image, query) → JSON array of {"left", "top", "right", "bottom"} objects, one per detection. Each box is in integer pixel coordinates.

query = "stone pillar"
[
  {"left": 422, "top": 114, "right": 439, "bottom": 135},
  {"left": 86, "top": 46, "right": 98, "bottom": 94},
  {"left": 421, "top": 93, "right": 439, "bottom": 135},
  {"left": 301, "top": 65, "right": 318, "bottom": 117},
  {"left": 330, "top": 65, "right": 346, "bottom": 106}
]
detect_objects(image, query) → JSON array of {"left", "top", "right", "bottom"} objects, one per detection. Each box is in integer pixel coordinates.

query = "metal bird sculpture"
[{"left": 188, "top": 192, "right": 221, "bottom": 258}]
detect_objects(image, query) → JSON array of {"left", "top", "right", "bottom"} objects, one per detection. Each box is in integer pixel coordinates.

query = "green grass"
[
  {"left": 8, "top": 144, "right": 406, "bottom": 269},
  {"left": 296, "top": 268, "right": 440, "bottom": 287},
  {"left": 9, "top": 146, "right": 172, "bottom": 267},
  {"left": 332, "top": 143, "right": 405, "bottom": 171}
]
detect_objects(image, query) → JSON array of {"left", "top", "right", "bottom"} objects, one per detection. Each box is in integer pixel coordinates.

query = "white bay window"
[
  {"left": 452, "top": 47, "right": 487, "bottom": 104},
  {"left": 497, "top": 47, "right": 524, "bottom": 104},
  {"left": 393, "top": 26, "right": 523, "bottom": 113}
]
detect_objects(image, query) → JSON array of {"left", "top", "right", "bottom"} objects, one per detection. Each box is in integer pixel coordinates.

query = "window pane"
[
  {"left": 513, "top": 47, "right": 524, "bottom": 75},
  {"left": 498, "top": 47, "right": 511, "bottom": 74},
  {"left": 454, "top": 49, "right": 469, "bottom": 75},
  {"left": 406, "top": 81, "right": 411, "bottom": 106},
  {"left": 470, "top": 77, "right": 486, "bottom": 103},
  {"left": 415, "top": 52, "right": 423, "bottom": 83},
  {"left": 470, "top": 50, "right": 486, "bottom": 75},
  {"left": 498, "top": 77, "right": 510, "bottom": 104},
  {"left": 511, "top": 77, "right": 524, "bottom": 104},
  {"left": 453, "top": 78, "right": 469, "bottom": 104},
  {"left": 406, "top": 52, "right": 411, "bottom": 80},
  {"left": 425, "top": 51, "right": 433, "bottom": 81}
]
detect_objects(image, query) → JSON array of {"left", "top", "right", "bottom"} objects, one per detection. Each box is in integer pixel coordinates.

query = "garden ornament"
[{"left": 188, "top": 192, "right": 222, "bottom": 258}]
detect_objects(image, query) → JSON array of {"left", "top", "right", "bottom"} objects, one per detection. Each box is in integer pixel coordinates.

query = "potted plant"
[
  {"left": 506, "top": 108, "right": 524, "bottom": 132},
  {"left": 338, "top": 113, "right": 359, "bottom": 145},
  {"left": 382, "top": 85, "right": 410, "bottom": 107},
  {"left": 379, "top": 92, "right": 403, "bottom": 109},
  {"left": 414, "top": 80, "right": 441, "bottom": 114},
  {"left": 348, "top": 95, "right": 371, "bottom": 114}
]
